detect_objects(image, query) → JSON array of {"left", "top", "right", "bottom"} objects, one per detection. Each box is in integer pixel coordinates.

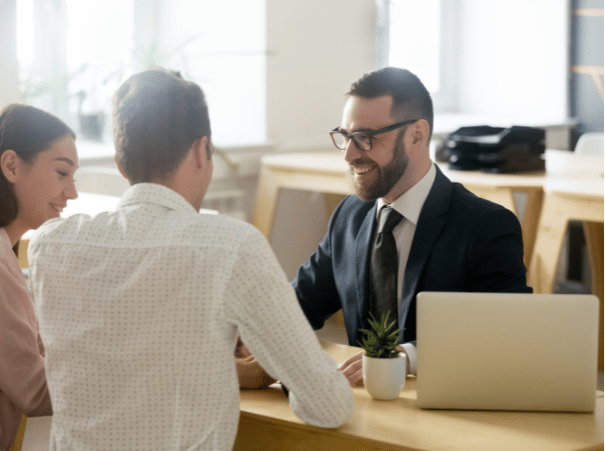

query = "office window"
[
  {"left": 381, "top": 0, "right": 569, "bottom": 121},
  {"left": 17, "top": 0, "right": 266, "bottom": 145},
  {"left": 377, "top": 0, "right": 458, "bottom": 112},
  {"left": 388, "top": 0, "right": 441, "bottom": 93},
  {"left": 17, "top": 0, "right": 133, "bottom": 128}
]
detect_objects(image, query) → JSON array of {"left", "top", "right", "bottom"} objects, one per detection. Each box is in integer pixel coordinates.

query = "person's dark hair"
[
  {"left": 347, "top": 67, "right": 434, "bottom": 140},
  {"left": 0, "top": 104, "right": 75, "bottom": 229},
  {"left": 112, "top": 68, "right": 212, "bottom": 184}
]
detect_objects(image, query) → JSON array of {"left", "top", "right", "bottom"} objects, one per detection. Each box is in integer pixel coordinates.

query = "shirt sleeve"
[
  {"left": 401, "top": 342, "right": 417, "bottom": 375},
  {"left": 223, "top": 228, "right": 353, "bottom": 428},
  {"left": 0, "top": 264, "right": 52, "bottom": 416}
]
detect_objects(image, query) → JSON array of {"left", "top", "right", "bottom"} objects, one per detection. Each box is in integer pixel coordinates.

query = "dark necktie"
[{"left": 369, "top": 206, "right": 403, "bottom": 326}]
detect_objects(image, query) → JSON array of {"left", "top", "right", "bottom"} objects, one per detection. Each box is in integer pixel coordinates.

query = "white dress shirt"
[
  {"left": 28, "top": 183, "right": 352, "bottom": 451},
  {"left": 375, "top": 163, "right": 437, "bottom": 374}
]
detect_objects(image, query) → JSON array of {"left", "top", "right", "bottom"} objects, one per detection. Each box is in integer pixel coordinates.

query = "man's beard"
[{"left": 353, "top": 138, "right": 409, "bottom": 202}]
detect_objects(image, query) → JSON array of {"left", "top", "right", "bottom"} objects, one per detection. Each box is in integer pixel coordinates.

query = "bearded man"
[{"left": 291, "top": 67, "right": 532, "bottom": 385}]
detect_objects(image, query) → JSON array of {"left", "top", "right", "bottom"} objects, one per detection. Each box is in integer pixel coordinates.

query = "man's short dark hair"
[
  {"left": 112, "top": 68, "right": 211, "bottom": 184},
  {"left": 347, "top": 67, "right": 434, "bottom": 140}
]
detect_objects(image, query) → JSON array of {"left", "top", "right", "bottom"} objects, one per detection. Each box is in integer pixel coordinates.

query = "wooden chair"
[{"left": 9, "top": 415, "right": 27, "bottom": 451}]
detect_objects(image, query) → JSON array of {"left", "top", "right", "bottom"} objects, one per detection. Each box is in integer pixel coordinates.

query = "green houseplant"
[
  {"left": 358, "top": 311, "right": 402, "bottom": 358},
  {"left": 359, "top": 311, "right": 407, "bottom": 400}
]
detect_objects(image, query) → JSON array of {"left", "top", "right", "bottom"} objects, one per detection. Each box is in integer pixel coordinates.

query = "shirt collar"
[
  {"left": 376, "top": 163, "right": 436, "bottom": 226},
  {"left": 118, "top": 183, "right": 198, "bottom": 214}
]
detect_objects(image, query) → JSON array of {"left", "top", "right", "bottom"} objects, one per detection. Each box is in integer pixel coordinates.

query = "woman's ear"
[{"left": 0, "top": 150, "right": 19, "bottom": 183}]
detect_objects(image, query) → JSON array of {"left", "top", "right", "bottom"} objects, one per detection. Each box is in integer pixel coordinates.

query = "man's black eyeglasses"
[{"left": 330, "top": 119, "right": 418, "bottom": 152}]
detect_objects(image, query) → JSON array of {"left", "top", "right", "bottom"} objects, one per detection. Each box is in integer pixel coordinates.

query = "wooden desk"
[
  {"left": 529, "top": 178, "right": 604, "bottom": 369},
  {"left": 235, "top": 342, "right": 604, "bottom": 451}
]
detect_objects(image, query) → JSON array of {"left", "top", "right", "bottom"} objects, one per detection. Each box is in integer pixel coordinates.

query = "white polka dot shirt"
[{"left": 28, "top": 183, "right": 353, "bottom": 451}]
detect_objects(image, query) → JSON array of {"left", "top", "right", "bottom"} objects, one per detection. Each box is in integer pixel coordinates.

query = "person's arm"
[
  {"left": 469, "top": 207, "right": 532, "bottom": 293},
  {"left": 224, "top": 228, "right": 353, "bottom": 428},
  {"left": 234, "top": 337, "right": 276, "bottom": 389},
  {"left": 291, "top": 236, "right": 342, "bottom": 331},
  {"left": 400, "top": 343, "right": 416, "bottom": 374},
  {"left": 0, "top": 269, "right": 52, "bottom": 417}
]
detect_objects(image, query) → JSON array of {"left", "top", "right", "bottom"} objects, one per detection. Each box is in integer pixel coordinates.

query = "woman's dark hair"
[{"left": 0, "top": 104, "right": 75, "bottom": 230}]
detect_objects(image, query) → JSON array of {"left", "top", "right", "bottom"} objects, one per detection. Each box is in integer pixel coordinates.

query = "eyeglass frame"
[{"left": 330, "top": 119, "right": 419, "bottom": 152}]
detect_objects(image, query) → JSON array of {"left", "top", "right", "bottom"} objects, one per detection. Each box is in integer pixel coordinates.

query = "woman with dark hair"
[{"left": 0, "top": 104, "right": 78, "bottom": 450}]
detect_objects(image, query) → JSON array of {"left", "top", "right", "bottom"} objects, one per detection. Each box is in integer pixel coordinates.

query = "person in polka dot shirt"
[{"left": 28, "top": 68, "right": 353, "bottom": 451}]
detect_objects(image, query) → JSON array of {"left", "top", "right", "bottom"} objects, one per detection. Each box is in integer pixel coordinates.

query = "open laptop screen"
[{"left": 416, "top": 292, "right": 599, "bottom": 412}]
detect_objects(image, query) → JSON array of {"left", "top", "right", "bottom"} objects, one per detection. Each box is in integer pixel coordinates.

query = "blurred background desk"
[
  {"left": 252, "top": 152, "right": 354, "bottom": 240},
  {"left": 529, "top": 178, "right": 604, "bottom": 369},
  {"left": 236, "top": 342, "right": 604, "bottom": 451},
  {"left": 252, "top": 150, "right": 601, "bottom": 267}
]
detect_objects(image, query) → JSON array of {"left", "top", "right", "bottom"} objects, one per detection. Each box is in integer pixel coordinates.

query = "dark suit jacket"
[{"left": 292, "top": 164, "right": 532, "bottom": 347}]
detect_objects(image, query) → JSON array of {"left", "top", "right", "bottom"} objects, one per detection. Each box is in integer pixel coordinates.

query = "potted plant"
[{"left": 359, "top": 311, "right": 407, "bottom": 400}]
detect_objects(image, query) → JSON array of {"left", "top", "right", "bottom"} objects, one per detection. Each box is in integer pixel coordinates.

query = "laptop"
[{"left": 416, "top": 292, "right": 599, "bottom": 412}]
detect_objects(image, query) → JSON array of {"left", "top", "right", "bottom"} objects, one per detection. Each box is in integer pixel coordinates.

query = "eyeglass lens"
[{"left": 332, "top": 132, "right": 371, "bottom": 151}]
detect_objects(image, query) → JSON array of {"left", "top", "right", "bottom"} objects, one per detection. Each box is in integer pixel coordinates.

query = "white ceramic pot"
[{"left": 362, "top": 353, "right": 407, "bottom": 400}]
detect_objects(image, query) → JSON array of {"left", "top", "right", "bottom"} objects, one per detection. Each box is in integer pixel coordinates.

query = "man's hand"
[
  {"left": 338, "top": 351, "right": 364, "bottom": 387},
  {"left": 338, "top": 348, "right": 410, "bottom": 386},
  {"left": 235, "top": 337, "right": 276, "bottom": 389}
]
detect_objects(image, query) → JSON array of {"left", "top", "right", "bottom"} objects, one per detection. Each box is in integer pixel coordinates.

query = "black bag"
[{"left": 435, "top": 125, "right": 545, "bottom": 173}]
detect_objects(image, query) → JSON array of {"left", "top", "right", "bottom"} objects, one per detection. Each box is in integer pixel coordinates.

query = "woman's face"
[{"left": 12, "top": 135, "right": 79, "bottom": 230}]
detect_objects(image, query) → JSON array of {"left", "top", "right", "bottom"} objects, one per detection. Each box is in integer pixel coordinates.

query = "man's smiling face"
[{"left": 340, "top": 95, "right": 409, "bottom": 203}]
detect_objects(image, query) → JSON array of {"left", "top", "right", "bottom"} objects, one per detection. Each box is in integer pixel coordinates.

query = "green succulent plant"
[{"left": 358, "top": 311, "right": 403, "bottom": 359}]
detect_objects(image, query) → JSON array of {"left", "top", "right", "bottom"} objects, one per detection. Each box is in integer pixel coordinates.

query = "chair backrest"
[
  {"left": 74, "top": 166, "right": 130, "bottom": 197},
  {"left": 575, "top": 132, "right": 604, "bottom": 156},
  {"left": 18, "top": 416, "right": 52, "bottom": 451}
]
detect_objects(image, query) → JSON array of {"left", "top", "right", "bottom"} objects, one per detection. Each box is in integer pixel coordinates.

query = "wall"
[
  {"left": 457, "top": 0, "right": 569, "bottom": 124},
  {"left": 266, "top": 0, "right": 376, "bottom": 152},
  {"left": 265, "top": 0, "right": 377, "bottom": 278}
]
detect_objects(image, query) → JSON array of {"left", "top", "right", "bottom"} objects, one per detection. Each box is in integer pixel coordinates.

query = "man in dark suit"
[{"left": 292, "top": 67, "right": 532, "bottom": 384}]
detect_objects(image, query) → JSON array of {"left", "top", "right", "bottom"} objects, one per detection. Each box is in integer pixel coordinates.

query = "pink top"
[{"left": 0, "top": 229, "right": 51, "bottom": 450}]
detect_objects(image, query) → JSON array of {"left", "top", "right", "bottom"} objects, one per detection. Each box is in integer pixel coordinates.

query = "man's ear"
[
  {"left": 1, "top": 150, "right": 20, "bottom": 183},
  {"left": 114, "top": 155, "right": 130, "bottom": 182},
  {"left": 408, "top": 119, "right": 431, "bottom": 148},
  {"left": 192, "top": 137, "right": 209, "bottom": 169}
]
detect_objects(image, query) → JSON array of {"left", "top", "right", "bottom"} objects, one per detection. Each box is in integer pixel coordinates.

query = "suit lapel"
[
  {"left": 356, "top": 203, "right": 378, "bottom": 331},
  {"left": 399, "top": 165, "right": 452, "bottom": 339}
]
